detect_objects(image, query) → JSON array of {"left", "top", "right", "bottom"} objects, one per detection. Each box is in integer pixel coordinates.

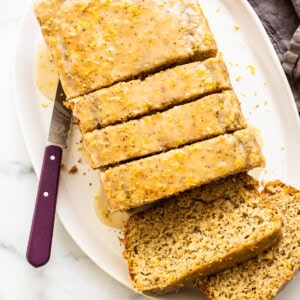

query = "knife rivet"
[
  {"left": 50, "top": 155, "right": 56, "bottom": 161},
  {"left": 43, "top": 192, "right": 49, "bottom": 197}
]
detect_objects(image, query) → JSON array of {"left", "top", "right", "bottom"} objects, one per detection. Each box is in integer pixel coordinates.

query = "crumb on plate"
[{"left": 69, "top": 165, "right": 78, "bottom": 174}]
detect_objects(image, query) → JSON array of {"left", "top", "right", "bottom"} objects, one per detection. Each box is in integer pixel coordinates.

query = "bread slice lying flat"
[
  {"left": 123, "top": 174, "right": 282, "bottom": 295},
  {"left": 197, "top": 180, "right": 300, "bottom": 300},
  {"left": 101, "top": 128, "right": 265, "bottom": 212},
  {"left": 84, "top": 91, "right": 246, "bottom": 168},
  {"left": 35, "top": 0, "right": 217, "bottom": 99}
]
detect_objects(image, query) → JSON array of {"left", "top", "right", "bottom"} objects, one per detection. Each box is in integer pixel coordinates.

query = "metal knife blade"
[
  {"left": 27, "top": 81, "right": 72, "bottom": 267},
  {"left": 48, "top": 81, "right": 72, "bottom": 148}
]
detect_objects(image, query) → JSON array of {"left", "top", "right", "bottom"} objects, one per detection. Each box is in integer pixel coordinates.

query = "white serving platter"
[{"left": 14, "top": 0, "right": 300, "bottom": 299}]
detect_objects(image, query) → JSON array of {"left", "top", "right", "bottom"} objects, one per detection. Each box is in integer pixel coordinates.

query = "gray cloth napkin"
[{"left": 248, "top": 0, "right": 300, "bottom": 111}]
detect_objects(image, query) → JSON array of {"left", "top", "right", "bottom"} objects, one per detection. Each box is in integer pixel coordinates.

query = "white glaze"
[{"left": 35, "top": 40, "right": 58, "bottom": 101}]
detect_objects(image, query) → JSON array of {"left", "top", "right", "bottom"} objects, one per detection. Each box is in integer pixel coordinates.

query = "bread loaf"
[
  {"left": 197, "top": 180, "right": 300, "bottom": 300},
  {"left": 84, "top": 91, "right": 246, "bottom": 168},
  {"left": 101, "top": 128, "right": 265, "bottom": 212},
  {"left": 123, "top": 174, "right": 282, "bottom": 295},
  {"left": 71, "top": 58, "right": 231, "bottom": 131},
  {"left": 35, "top": 0, "right": 217, "bottom": 99}
]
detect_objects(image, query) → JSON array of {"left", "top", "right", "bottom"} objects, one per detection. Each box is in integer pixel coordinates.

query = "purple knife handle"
[{"left": 26, "top": 145, "right": 62, "bottom": 267}]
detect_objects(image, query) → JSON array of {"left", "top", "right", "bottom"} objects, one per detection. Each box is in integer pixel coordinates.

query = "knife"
[{"left": 26, "top": 81, "right": 72, "bottom": 267}]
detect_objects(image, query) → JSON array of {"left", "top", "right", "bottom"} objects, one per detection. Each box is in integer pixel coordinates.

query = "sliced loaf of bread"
[
  {"left": 101, "top": 128, "right": 265, "bottom": 212},
  {"left": 71, "top": 57, "right": 231, "bottom": 131},
  {"left": 84, "top": 91, "right": 246, "bottom": 168},
  {"left": 35, "top": 0, "right": 217, "bottom": 99},
  {"left": 122, "top": 174, "right": 282, "bottom": 295},
  {"left": 197, "top": 180, "right": 300, "bottom": 300}
]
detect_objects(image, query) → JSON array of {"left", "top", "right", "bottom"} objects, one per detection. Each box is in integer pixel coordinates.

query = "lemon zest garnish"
[
  {"left": 247, "top": 65, "right": 256, "bottom": 75},
  {"left": 41, "top": 102, "right": 49, "bottom": 108}
]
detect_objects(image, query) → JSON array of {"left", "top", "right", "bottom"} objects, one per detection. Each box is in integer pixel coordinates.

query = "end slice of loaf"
[
  {"left": 84, "top": 90, "right": 246, "bottom": 168},
  {"left": 197, "top": 180, "right": 300, "bottom": 300},
  {"left": 101, "top": 128, "right": 265, "bottom": 212},
  {"left": 35, "top": 0, "right": 217, "bottom": 99},
  {"left": 123, "top": 174, "right": 282, "bottom": 295},
  {"left": 70, "top": 57, "right": 231, "bottom": 131}
]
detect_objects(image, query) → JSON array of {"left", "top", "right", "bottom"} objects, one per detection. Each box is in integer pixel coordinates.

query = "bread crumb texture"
[
  {"left": 123, "top": 174, "right": 282, "bottom": 295},
  {"left": 197, "top": 180, "right": 300, "bottom": 300}
]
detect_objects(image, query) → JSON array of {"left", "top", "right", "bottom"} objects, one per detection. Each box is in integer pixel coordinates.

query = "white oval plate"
[{"left": 14, "top": 0, "right": 300, "bottom": 299}]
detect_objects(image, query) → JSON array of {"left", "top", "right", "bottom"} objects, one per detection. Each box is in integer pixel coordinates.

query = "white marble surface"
[
  {"left": 3, "top": 1, "right": 300, "bottom": 300},
  {"left": 0, "top": 0, "right": 144, "bottom": 299}
]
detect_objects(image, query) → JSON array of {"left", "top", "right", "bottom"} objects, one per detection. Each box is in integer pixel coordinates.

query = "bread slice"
[
  {"left": 197, "top": 180, "right": 300, "bottom": 300},
  {"left": 70, "top": 57, "right": 231, "bottom": 132},
  {"left": 35, "top": 0, "right": 217, "bottom": 99},
  {"left": 122, "top": 174, "right": 282, "bottom": 295},
  {"left": 100, "top": 128, "right": 265, "bottom": 212},
  {"left": 84, "top": 90, "right": 246, "bottom": 169}
]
